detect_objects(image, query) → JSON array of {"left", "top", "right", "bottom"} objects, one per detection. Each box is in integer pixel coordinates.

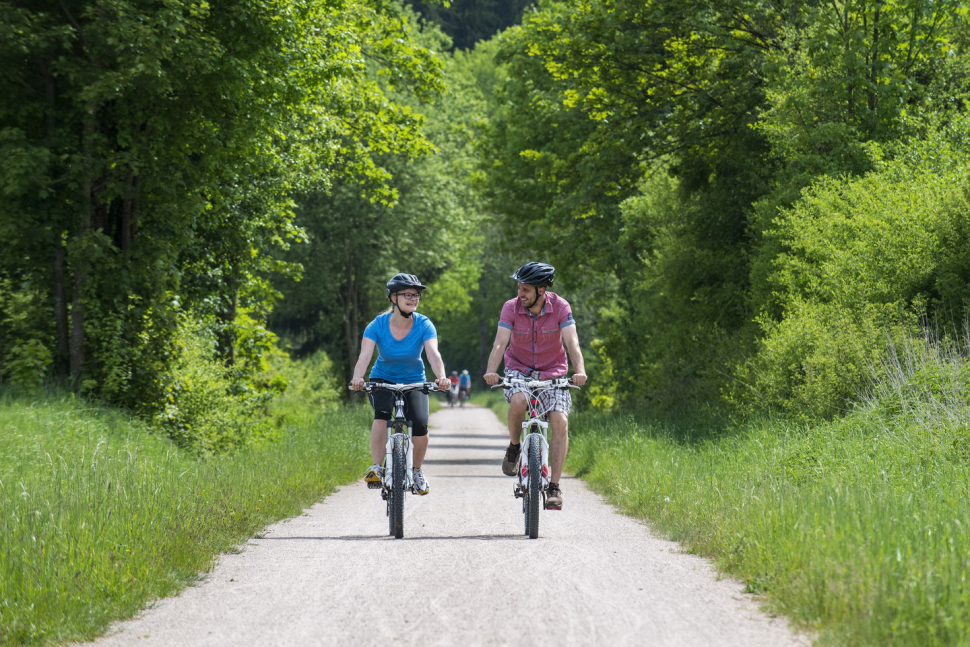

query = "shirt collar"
[{"left": 515, "top": 292, "right": 555, "bottom": 318}]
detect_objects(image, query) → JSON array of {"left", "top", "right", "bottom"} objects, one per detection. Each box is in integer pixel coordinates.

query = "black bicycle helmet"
[
  {"left": 510, "top": 262, "right": 555, "bottom": 287},
  {"left": 385, "top": 273, "right": 427, "bottom": 300}
]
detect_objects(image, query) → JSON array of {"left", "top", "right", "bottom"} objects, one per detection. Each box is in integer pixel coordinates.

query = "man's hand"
[
  {"left": 571, "top": 372, "right": 587, "bottom": 386},
  {"left": 483, "top": 372, "right": 501, "bottom": 385},
  {"left": 350, "top": 376, "right": 365, "bottom": 391}
]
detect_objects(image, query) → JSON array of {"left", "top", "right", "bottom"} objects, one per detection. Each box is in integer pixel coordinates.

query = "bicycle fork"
[
  {"left": 514, "top": 425, "right": 550, "bottom": 498},
  {"left": 381, "top": 399, "right": 414, "bottom": 498}
]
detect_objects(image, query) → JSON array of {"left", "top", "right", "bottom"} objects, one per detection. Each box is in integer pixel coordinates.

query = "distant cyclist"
[
  {"left": 350, "top": 273, "right": 451, "bottom": 495},
  {"left": 459, "top": 369, "right": 471, "bottom": 401},
  {"left": 448, "top": 370, "right": 460, "bottom": 406},
  {"left": 483, "top": 262, "right": 587, "bottom": 508}
]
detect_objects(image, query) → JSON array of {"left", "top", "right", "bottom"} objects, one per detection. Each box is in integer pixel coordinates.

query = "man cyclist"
[
  {"left": 483, "top": 261, "right": 587, "bottom": 508},
  {"left": 458, "top": 369, "right": 471, "bottom": 402}
]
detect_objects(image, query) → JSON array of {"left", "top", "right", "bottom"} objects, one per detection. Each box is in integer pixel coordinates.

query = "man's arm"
[
  {"left": 483, "top": 326, "right": 512, "bottom": 385},
  {"left": 561, "top": 325, "right": 587, "bottom": 386}
]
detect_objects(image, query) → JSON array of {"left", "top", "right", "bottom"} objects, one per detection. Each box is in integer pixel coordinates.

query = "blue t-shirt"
[
  {"left": 459, "top": 373, "right": 470, "bottom": 387},
  {"left": 363, "top": 312, "right": 437, "bottom": 383}
]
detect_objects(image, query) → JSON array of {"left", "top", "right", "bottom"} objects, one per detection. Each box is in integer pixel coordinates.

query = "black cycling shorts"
[{"left": 368, "top": 379, "right": 430, "bottom": 437}]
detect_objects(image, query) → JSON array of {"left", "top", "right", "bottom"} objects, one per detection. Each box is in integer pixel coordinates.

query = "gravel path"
[{"left": 88, "top": 404, "right": 809, "bottom": 647}]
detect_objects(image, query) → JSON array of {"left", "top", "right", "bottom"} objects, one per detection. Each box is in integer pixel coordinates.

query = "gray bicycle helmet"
[
  {"left": 510, "top": 262, "right": 555, "bottom": 287},
  {"left": 385, "top": 273, "right": 427, "bottom": 300}
]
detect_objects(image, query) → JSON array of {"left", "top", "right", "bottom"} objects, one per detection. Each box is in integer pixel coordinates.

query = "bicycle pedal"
[
  {"left": 367, "top": 481, "right": 382, "bottom": 489},
  {"left": 545, "top": 504, "right": 562, "bottom": 511}
]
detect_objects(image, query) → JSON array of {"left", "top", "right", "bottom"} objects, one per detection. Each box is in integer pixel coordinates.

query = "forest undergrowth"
[{"left": 567, "top": 328, "right": 970, "bottom": 646}]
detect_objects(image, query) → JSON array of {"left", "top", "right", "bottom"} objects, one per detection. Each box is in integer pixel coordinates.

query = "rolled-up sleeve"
[
  {"left": 559, "top": 310, "right": 575, "bottom": 329},
  {"left": 498, "top": 301, "right": 515, "bottom": 329}
]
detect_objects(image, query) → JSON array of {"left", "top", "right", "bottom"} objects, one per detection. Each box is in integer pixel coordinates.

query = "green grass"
[
  {"left": 566, "top": 407, "right": 970, "bottom": 646},
  {"left": 469, "top": 388, "right": 509, "bottom": 421},
  {"left": 0, "top": 391, "right": 370, "bottom": 646}
]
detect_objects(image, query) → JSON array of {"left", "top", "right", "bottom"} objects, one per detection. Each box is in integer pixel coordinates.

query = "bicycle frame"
[
  {"left": 356, "top": 381, "right": 439, "bottom": 538},
  {"left": 493, "top": 377, "right": 578, "bottom": 530},
  {"left": 361, "top": 382, "right": 436, "bottom": 492},
  {"left": 382, "top": 387, "right": 415, "bottom": 495}
]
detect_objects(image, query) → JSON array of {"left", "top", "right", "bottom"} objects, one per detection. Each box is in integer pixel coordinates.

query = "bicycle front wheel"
[
  {"left": 389, "top": 431, "right": 405, "bottom": 538},
  {"left": 526, "top": 440, "right": 541, "bottom": 539}
]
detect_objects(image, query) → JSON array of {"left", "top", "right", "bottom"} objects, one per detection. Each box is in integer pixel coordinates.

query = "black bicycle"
[
  {"left": 356, "top": 381, "right": 439, "bottom": 538},
  {"left": 493, "top": 377, "right": 579, "bottom": 539}
]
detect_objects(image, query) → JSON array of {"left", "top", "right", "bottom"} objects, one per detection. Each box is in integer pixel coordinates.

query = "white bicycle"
[
  {"left": 493, "top": 377, "right": 579, "bottom": 539},
  {"left": 356, "top": 381, "right": 440, "bottom": 539}
]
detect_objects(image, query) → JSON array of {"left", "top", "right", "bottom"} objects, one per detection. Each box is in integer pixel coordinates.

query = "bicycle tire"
[
  {"left": 389, "top": 431, "right": 405, "bottom": 538},
  {"left": 526, "top": 439, "right": 541, "bottom": 539}
]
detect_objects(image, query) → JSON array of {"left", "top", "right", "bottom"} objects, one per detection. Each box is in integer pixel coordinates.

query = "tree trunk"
[
  {"left": 868, "top": 5, "right": 881, "bottom": 115},
  {"left": 218, "top": 275, "right": 238, "bottom": 367},
  {"left": 122, "top": 124, "right": 145, "bottom": 253},
  {"left": 122, "top": 169, "right": 134, "bottom": 253},
  {"left": 53, "top": 246, "right": 69, "bottom": 374},
  {"left": 45, "top": 62, "right": 69, "bottom": 375},
  {"left": 70, "top": 99, "right": 97, "bottom": 380}
]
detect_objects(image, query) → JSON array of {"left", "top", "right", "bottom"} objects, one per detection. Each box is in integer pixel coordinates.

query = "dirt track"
[{"left": 89, "top": 404, "right": 808, "bottom": 647}]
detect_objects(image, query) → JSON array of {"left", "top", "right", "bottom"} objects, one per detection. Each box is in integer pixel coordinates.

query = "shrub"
[
  {"left": 736, "top": 133, "right": 970, "bottom": 418},
  {"left": 2, "top": 339, "right": 52, "bottom": 389},
  {"left": 154, "top": 321, "right": 276, "bottom": 455},
  {"left": 268, "top": 349, "right": 342, "bottom": 423}
]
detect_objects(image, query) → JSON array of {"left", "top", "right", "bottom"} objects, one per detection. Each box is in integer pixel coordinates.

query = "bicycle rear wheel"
[
  {"left": 525, "top": 439, "right": 541, "bottom": 539},
  {"left": 389, "top": 430, "right": 405, "bottom": 538}
]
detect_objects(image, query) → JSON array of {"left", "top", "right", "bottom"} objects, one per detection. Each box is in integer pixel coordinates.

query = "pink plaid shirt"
[{"left": 498, "top": 292, "right": 575, "bottom": 379}]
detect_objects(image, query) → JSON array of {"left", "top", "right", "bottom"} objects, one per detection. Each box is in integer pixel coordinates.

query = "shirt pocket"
[
  {"left": 511, "top": 329, "right": 530, "bottom": 346},
  {"left": 539, "top": 327, "right": 560, "bottom": 343}
]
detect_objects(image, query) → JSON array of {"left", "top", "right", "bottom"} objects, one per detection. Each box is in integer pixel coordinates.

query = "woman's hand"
[
  {"left": 350, "top": 376, "right": 365, "bottom": 391},
  {"left": 435, "top": 377, "right": 451, "bottom": 391}
]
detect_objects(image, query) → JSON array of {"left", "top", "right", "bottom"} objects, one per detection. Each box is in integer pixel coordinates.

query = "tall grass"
[
  {"left": 567, "top": 329, "right": 970, "bottom": 646},
  {"left": 0, "top": 391, "right": 370, "bottom": 646}
]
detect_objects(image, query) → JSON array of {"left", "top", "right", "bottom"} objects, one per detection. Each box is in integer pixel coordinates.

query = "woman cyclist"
[{"left": 350, "top": 273, "right": 451, "bottom": 495}]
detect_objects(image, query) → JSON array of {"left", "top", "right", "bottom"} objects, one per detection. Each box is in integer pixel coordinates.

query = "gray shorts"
[{"left": 503, "top": 369, "right": 572, "bottom": 417}]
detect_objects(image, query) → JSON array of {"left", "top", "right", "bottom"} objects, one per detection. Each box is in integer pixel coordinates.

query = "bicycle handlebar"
[
  {"left": 490, "top": 377, "right": 580, "bottom": 390},
  {"left": 348, "top": 381, "right": 441, "bottom": 393}
]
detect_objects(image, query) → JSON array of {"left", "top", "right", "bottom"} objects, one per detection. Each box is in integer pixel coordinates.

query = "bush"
[
  {"left": 3, "top": 338, "right": 52, "bottom": 389},
  {"left": 268, "top": 349, "right": 342, "bottom": 423},
  {"left": 153, "top": 323, "right": 263, "bottom": 454},
  {"left": 737, "top": 129, "right": 970, "bottom": 418},
  {"left": 862, "top": 322, "right": 970, "bottom": 432}
]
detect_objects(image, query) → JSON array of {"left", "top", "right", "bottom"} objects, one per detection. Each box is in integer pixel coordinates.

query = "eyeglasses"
[{"left": 397, "top": 292, "right": 421, "bottom": 301}]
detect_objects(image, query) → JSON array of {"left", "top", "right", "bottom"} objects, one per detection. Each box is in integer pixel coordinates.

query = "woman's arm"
[
  {"left": 350, "top": 337, "right": 377, "bottom": 390},
  {"left": 423, "top": 338, "right": 451, "bottom": 390}
]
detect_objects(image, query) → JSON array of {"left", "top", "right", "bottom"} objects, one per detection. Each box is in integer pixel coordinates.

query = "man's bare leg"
[
  {"left": 507, "top": 392, "right": 528, "bottom": 443},
  {"left": 548, "top": 411, "right": 569, "bottom": 483}
]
